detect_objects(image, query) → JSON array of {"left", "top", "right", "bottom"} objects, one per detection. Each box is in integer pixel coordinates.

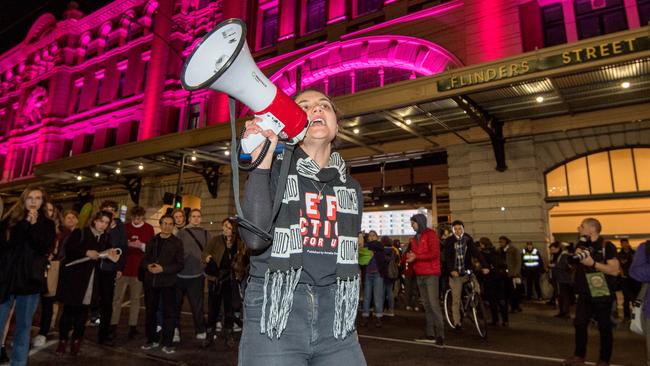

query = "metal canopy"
[{"left": 2, "top": 28, "right": 649, "bottom": 197}]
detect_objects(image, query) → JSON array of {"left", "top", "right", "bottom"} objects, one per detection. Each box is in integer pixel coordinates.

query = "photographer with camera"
[{"left": 563, "top": 218, "right": 620, "bottom": 366}]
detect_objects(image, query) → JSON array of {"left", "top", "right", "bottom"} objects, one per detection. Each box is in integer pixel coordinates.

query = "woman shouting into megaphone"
[{"left": 238, "top": 89, "right": 367, "bottom": 365}]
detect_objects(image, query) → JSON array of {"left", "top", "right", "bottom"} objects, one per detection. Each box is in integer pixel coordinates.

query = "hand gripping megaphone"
[{"left": 180, "top": 18, "right": 308, "bottom": 155}]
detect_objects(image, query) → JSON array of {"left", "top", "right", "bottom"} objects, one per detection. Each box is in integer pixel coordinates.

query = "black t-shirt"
[{"left": 573, "top": 236, "right": 617, "bottom": 294}]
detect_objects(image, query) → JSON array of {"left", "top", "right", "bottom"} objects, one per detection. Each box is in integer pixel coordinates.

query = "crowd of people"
[{"left": 0, "top": 188, "right": 250, "bottom": 365}]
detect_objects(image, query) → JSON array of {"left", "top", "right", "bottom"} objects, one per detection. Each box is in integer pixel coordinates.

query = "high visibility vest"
[{"left": 523, "top": 248, "right": 540, "bottom": 268}]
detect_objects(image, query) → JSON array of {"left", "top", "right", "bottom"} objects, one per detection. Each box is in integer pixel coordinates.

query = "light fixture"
[
  {"left": 190, "top": 155, "right": 197, "bottom": 161},
  {"left": 536, "top": 96, "right": 544, "bottom": 103},
  {"left": 94, "top": 172, "right": 100, "bottom": 178},
  {"left": 353, "top": 128, "right": 360, "bottom": 134},
  {"left": 224, "top": 150, "right": 230, "bottom": 156},
  {"left": 76, "top": 175, "right": 83, "bottom": 181},
  {"left": 115, "top": 168, "right": 121, "bottom": 174},
  {"left": 138, "top": 163, "right": 144, "bottom": 170},
  {"left": 383, "top": 203, "right": 389, "bottom": 208},
  {"left": 500, "top": 206, "right": 506, "bottom": 211},
  {"left": 621, "top": 81, "right": 630, "bottom": 89},
  {"left": 405, "top": 119, "right": 412, "bottom": 125}
]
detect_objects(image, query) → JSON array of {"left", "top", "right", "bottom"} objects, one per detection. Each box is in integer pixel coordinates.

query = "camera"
[{"left": 569, "top": 236, "right": 592, "bottom": 264}]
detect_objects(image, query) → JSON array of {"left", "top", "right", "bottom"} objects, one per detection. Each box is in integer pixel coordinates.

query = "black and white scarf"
[{"left": 261, "top": 147, "right": 360, "bottom": 339}]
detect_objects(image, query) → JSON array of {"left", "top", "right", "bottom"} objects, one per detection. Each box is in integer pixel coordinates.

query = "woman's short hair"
[{"left": 90, "top": 210, "right": 113, "bottom": 228}]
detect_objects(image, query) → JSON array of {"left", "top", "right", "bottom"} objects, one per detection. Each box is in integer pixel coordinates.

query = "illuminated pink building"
[
  {"left": 1, "top": 0, "right": 646, "bottom": 183},
  {"left": 1, "top": 0, "right": 649, "bottom": 244}
]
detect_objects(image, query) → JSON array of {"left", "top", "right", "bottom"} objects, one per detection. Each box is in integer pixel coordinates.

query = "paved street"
[{"left": 14, "top": 301, "right": 645, "bottom": 366}]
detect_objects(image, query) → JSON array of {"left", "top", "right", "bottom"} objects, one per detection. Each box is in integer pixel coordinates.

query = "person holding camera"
[
  {"left": 140, "top": 215, "right": 184, "bottom": 354},
  {"left": 563, "top": 218, "right": 620, "bottom": 366}
]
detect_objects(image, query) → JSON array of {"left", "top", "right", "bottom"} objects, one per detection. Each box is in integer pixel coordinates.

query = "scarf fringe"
[
  {"left": 333, "top": 275, "right": 360, "bottom": 339},
  {"left": 260, "top": 267, "right": 302, "bottom": 339}
]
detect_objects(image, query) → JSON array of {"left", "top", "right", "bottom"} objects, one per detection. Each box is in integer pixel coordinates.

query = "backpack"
[{"left": 386, "top": 250, "right": 400, "bottom": 280}]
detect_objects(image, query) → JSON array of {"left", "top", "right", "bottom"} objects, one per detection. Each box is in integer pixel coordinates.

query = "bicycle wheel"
[
  {"left": 471, "top": 294, "right": 488, "bottom": 339},
  {"left": 443, "top": 288, "right": 454, "bottom": 328}
]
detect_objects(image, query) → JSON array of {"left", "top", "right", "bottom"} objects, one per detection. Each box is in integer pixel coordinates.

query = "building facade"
[{"left": 0, "top": 0, "right": 649, "bottom": 242}]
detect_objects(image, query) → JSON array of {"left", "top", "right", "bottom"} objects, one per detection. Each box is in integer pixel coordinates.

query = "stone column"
[
  {"left": 447, "top": 139, "right": 549, "bottom": 245},
  {"left": 139, "top": 0, "right": 173, "bottom": 140},
  {"left": 561, "top": 0, "right": 578, "bottom": 43}
]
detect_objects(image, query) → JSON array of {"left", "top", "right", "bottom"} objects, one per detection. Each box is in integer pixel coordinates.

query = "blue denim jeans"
[
  {"left": 0, "top": 294, "right": 40, "bottom": 366},
  {"left": 238, "top": 278, "right": 366, "bottom": 366},
  {"left": 362, "top": 271, "right": 384, "bottom": 318},
  {"left": 383, "top": 278, "right": 395, "bottom": 311}
]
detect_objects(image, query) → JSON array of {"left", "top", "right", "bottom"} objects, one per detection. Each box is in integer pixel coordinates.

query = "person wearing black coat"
[
  {"left": 0, "top": 188, "right": 56, "bottom": 366},
  {"left": 478, "top": 237, "right": 509, "bottom": 326},
  {"left": 56, "top": 211, "right": 119, "bottom": 356},
  {"left": 140, "top": 215, "right": 184, "bottom": 354}
]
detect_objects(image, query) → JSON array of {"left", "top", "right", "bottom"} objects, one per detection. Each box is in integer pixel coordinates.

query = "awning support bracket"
[{"left": 452, "top": 96, "right": 507, "bottom": 172}]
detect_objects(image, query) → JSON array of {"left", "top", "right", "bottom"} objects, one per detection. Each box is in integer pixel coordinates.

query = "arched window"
[{"left": 545, "top": 147, "right": 650, "bottom": 200}]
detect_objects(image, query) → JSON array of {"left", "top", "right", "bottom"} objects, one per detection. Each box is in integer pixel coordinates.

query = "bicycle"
[{"left": 443, "top": 270, "right": 488, "bottom": 339}]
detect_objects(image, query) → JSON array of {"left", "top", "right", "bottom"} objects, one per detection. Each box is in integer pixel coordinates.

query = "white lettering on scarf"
[
  {"left": 272, "top": 225, "right": 302, "bottom": 258},
  {"left": 282, "top": 175, "right": 300, "bottom": 204},
  {"left": 333, "top": 186, "right": 358, "bottom": 214},
  {"left": 337, "top": 236, "right": 358, "bottom": 264}
]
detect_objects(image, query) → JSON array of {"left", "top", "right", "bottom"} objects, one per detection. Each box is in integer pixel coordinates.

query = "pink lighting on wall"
[
  {"left": 341, "top": 0, "right": 463, "bottom": 40},
  {"left": 268, "top": 35, "right": 463, "bottom": 96},
  {"left": 477, "top": 0, "right": 507, "bottom": 61}
]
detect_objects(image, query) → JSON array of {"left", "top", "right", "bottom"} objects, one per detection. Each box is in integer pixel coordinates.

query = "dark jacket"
[
  {"left": 101, "top": 218, "right": 127, "bottom": 272},
  {"left": 552, "top": 251, "right": 574, "bottom": 285},
  {"left": 57, "top": 228, "right": 110, "bottom": 306},
  {"left": 481, "top": 246, "right": 507, "bottom": 280},
  {"left": 444, "top": 234, "right": 488, "bottom": 274},
  {"left": 140, "top": 234, "right": 184, "bottom": 288},
  {"left": 202, "top": 235, "right": 237, "bottom": 282},
  {"left": 0, "top": 216, "right": 56, "bottom": 300},
  {"left": 501, "top": 244, "right": 522, "bottom": 278},
  {"left": 366, "top": 240, "right": 388, "bottom": 278}
]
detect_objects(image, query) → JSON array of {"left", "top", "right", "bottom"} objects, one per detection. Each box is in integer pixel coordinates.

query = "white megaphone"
[{"left": 181, "top": 18, "right": 308, "bottom": 154}]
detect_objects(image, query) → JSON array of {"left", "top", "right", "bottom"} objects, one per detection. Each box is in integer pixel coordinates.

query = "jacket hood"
[{"left": 410, "top": 214, "right": 427, "bottom": 234}]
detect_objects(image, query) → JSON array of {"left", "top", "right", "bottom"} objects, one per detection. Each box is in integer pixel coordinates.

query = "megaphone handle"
[{"left": 240, "top": 112, "right": 285, "bottom": 154}]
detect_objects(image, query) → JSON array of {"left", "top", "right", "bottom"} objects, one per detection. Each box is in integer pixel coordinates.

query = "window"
[
  {"left": 306, "top": 0, "right": 326, "bottom": 33},
  {"left": 117, "top": 69, "right": 126, "bottom": 98},
  {"left": 541, "top": 4, "right": 567, "bottom": 47},
  {"left": 95, "top": 77, "right": 104, "bottom": 106},
  {"left": 574, "top": 0, "right": 628, "bottom": 40},
  {"left": 73, "top": 85, "right": 83, "bottom": 112},
  {"left": 106, "top": 128, "right": 117, "bottom": 147},
  {"left": 357, "top": 0, "right": 383, "bottom": 16},
  {"left": 83, "top": 134, "right": 94, "bottom": 152},
  {"left": 187, "top": 103, "right": 201, "bottom": 130},
  {"left": 261, "top": 6, "right": 279, "bottom": 48},
  {"left": 545, "top": 148, "right": 649, "bottom": 199},
  {"left": 141, "top": 61, "right": 149, "bottom": 92},
  {"left": 639, "top": 0, "right": 650, "bottom": 26},
  {"left": 61, "top": 139, "right": 73, "bottom": 158},
  {"left": 198, "top": 0, "right": 211, "bottom": 9}
]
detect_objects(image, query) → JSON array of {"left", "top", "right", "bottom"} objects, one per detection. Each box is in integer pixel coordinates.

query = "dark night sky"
[{"left": 0, "top": 0, "right": 115, "bottom": 55}]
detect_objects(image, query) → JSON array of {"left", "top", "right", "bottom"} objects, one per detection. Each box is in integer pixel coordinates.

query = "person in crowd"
[
  {"left": 382, "top": 236, "right": 399, "bottom": 317},
  {"left": 406, "top": 214, "right": 444, "bottom": 345},
  {"left": 444, "top": 220, "right": 489, "bottom": 330},
  {"left": 93, "top": 200, "right": 127, "bottom": 345},
  {"left": 360, "top": 230, "right": 387, "bottom": 328},
  {"left": 400, "top": 241, "right": 419, "bottom": 312},
  {"left": 562, "top": 218, "right": 620, "bottom": 366},
  {"left": 203, "top": 218, "right": 240, "bottom": 347},
  {"left": 140, "top": 215, "right": 184, "bottom": 355},
  {"left": 478, "top": 237, "right": 509, "bottom": 327},
  {"left": 111, "top": 206, "right": 155, "bottom": 339},
  {"left": 522, "top": 241, "right": 545, "bottom": 301},
  {"left": 547, "top": 242, "right": 562, "bottom": 306},
  {"left": 438, "top": 225, "right": 451, "bottom": 300},
  {"left": 617, "top": 238, "right": 640, "bottom": 320},
  {"left": 553, "top": 242, "right": 575, "bottom": 318},
  {"left": 32, "top": 203, "right": 62, "bottom": 348},
  {"left": 238, "top": 89, "right": 366, "bottom": 365},
  {"left": 0, "top": 188, "right": 56, "bottom": 366},
  {"left": 174, "top": 209, "right": 210, "bottom": 342},
  {"left": 34, "top": 208, "right": 78, "bottom": 348},
  {"left": 0, "top": 307, "right": 11, "bottom": 364},
  {"left": 629, "top": 240, "right": 650, "bottom": 366},
  {"left": 171, "top": 209, "right": 186, "bottom": 235},
  {"left": 56, "top": 210, "right": 120, "bottom": 356},
  {"left": 498, "top": 236, "right": 523, "bottom": 313}
]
